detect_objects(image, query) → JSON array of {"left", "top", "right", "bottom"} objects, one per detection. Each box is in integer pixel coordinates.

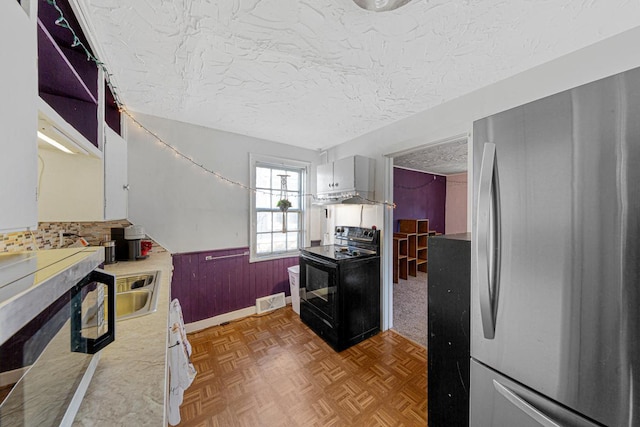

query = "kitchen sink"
[
  {"left": 116, "top": 273, "right": 156, "bottom": 293},
  {"left": 115, "top": 271, "right": 160, "bottom": 320},
  {"left": 116, "top": 290, "right": 150, "bottom": 317}
]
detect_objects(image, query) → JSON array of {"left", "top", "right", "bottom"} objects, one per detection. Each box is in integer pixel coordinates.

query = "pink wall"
[{"left": 445, "top": 172, "right": 468, "bottom": 234}]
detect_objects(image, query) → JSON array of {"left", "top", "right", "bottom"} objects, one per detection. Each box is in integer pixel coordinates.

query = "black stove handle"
[{"left": 301, "top": 253, "right": 338, "bottom": 268}]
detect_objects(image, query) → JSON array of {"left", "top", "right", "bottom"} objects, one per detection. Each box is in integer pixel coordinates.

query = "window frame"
[{"left": 249, "top": 153, "right": 310, "bottom": 262}]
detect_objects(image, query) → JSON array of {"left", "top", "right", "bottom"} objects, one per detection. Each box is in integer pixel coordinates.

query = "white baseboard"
[{"left": 185, "top": 296, "right": 292, "bottom": 333}]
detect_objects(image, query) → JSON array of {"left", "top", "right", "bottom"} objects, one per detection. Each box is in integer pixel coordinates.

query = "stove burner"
[{"left": 335, "top": 249, "right": 357, "bottom": 257}]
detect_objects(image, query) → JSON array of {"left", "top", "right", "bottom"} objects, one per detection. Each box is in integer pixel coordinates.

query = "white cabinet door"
[
  {"left": 316, "top": 162, "right": 334, "bottom": 194},
  {"left": 0, "top": 2, "right": 37, "bottom": 232},
  {"left": 104, "top": 127, "right": 128, "bottom": 220},
  {"left": 332, "top": 156, "right": 355, "bottom": 192}
]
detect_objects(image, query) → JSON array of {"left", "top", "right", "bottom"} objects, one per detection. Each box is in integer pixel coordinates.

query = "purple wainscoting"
[
  {"left": 393, "top": 167, "right": 447, "bottom": 233},
  {"left": 172, "top": 248, "right": 299, "bottom": 324}
]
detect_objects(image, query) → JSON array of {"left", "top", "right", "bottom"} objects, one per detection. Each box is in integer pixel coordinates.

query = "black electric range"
[{"left": 299, "top": 226, "right": 380, "bottom": 351}]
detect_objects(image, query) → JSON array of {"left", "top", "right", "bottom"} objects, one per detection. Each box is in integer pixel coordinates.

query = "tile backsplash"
[{"left": 1, "top": 220, "right": 132, "bottom": 253}]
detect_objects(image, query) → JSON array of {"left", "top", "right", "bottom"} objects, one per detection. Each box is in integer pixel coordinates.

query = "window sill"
[{"left": 249, "top": 251, "right": 300, "bottom": 263}]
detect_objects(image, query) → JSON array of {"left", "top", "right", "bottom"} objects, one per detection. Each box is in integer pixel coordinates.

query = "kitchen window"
[{"left": 250, "top": 154, "right": 309, "bottom": 261}]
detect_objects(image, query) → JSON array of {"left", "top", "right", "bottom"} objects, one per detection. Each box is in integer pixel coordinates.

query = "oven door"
[
  {"left": 0, "top": 268, "right": 115, "bottom": 425},
  {"left": 299, "top": 252, "right": 338, "bottom": 324}
]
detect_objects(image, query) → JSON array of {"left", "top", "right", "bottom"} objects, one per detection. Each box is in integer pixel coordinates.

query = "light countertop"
[{"left": 73, "top": 249, "right": 173, "bottom": 426}]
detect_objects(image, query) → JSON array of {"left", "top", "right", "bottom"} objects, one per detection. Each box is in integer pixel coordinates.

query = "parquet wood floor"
[{"left": 179, "top": 306, "right": 427, "bottom": 427}]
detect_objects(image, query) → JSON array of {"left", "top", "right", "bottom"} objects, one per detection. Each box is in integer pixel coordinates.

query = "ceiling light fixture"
[
  {"left": 353, "top": 0, "right": 413, "bottom": 12},
  {"left": 37, "top": 131, "right": 74, "bottom": 154}
]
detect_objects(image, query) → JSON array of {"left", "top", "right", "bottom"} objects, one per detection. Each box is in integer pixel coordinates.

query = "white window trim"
[{"left": 249, "top": 153, "right": 311, "bottom": 263}]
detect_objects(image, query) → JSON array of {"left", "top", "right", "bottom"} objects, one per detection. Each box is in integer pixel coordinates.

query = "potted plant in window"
[
  {"left": 277, "top": 198, "right": 292, "bottom": 212},
  {"left": 276, "top": 199, "right": 291, "bottom": 233}
]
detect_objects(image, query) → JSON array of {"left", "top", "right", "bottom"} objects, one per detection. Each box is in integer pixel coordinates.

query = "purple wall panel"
[
  {"left": 393, "top": 168, "right": 447, "bottom": 233},
  {"left": 199, "top": 256, "right": 217, "bottom": 319},
  {"left": 171, "top": 254, "right": 195, "bottom": 324},
  {"left": 253, "top": 261, "right": 271, "bottom": 300},
  {"left": 172, "top": 247, "right": 298, "bottom": 324}
]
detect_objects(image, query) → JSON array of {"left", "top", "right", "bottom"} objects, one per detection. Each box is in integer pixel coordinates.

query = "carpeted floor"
[{"left": 392, "top": 271, "right": 428, "bottom": 347}]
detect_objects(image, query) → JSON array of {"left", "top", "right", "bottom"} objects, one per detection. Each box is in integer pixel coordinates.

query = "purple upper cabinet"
[{"left": 37, "top": 0, "right": 99, "bottom": 147}]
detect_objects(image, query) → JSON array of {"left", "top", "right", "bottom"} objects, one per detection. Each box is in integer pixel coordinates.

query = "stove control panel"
[{"left": 334, "top": 226, "right": 379, "bottom": 247}]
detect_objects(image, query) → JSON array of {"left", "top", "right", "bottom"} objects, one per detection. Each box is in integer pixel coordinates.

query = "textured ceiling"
[
  {"left": 394, "top": 138, "right": 467, "bottom": 175},
  {"left": 79, "top": 0, "right": 640, "bottom": 151}
]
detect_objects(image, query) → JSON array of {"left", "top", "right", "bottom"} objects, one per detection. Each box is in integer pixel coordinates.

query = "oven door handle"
[
  {"left": 70, "top": 268, "right": 116, "bottom": 354},
  {"left": 302, "top": 253, "right": 338, "bottom": 268}
]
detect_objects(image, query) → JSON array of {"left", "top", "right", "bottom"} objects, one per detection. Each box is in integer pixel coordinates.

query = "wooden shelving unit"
[
  {"left": 393, "top": 219, "right": 438, "bottom": 283},
  {"left": 393, "top": 233, "right": 408, "bottom": 283}
]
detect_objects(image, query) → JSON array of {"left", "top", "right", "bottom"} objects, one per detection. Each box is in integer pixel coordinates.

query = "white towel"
[{"left": 168, "top": 299, "right": 196, "bottom": 426}]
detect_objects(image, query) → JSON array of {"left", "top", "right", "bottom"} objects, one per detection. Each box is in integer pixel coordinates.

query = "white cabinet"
[
  {"left": 104, "top": 127, "right": 128, "bottom": 220},
  {"left": 316, "top": 155, "right": 375, "bottom": 198},
  {"left": 316, "top": 162, "right": 335, "bottom": 194},
  {"left": 332, "top": 157, "right": 357, "bottom": 193},
  {"left": 0, "top": 1, "right": 38, "bottom": 233}
]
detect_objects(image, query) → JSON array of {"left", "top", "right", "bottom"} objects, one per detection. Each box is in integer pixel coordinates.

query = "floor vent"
[{"left": 256, "top": 292, "right": 286, "bottom": 314}]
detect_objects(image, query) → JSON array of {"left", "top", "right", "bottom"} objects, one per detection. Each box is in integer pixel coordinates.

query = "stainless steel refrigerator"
[{"left": 471, "top": 66, "right": 640, "bottom": 427}]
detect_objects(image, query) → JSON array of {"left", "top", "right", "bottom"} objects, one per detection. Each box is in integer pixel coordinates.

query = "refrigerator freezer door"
[
  {"left": 471, "top": 67, "right": 640, "bottom": 426},
  {"left": 470, "top": 360, "right": 600, "bottom": 427}
]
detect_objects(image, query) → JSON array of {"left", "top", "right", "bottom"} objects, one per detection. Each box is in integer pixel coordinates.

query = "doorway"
[{"left": 383, "top": 136, "right": 469, "bottom": 346}]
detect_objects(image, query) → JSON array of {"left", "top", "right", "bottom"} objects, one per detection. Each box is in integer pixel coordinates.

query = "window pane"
[
  {"left": 287, "top": 212, "right": 299, "bottom": 231},
  {"left": 288, "top": 172, "right": 300, "bottom": 192},
  {"left": 286, "top": 232, "right": 298, "bottom": 250},
  {"left": 256, "top": 190, "right": 271, "bottom": 209},
  {"left": 272, "top": 193, "right": 282, "bottom": 210},
  {"left": 257, "top": 212, "right": 272, "bottom": 232},
  {"left": 256, "top": 233, "right": 271, "bottom": 254},
  {"left": 286, "top": 191, "right": 300, "bottom": 209},
  {"left": 256, "top": 167, "right": 271, "bottom": 189},
  {"left": 273, "top": 211, "right": 284, "bottom": 232},
  {"left": 273, "top": 232, "right": 287, "bottom": 252},
  {"left": 271, "top": 170, "right": 287, "bottom": 189}
]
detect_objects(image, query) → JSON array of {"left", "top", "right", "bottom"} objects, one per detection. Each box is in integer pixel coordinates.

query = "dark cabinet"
[{"left": 428, "top": 233, "right": 471, "bottom": 427}]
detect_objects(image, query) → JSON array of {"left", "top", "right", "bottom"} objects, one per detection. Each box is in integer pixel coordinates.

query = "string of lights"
[
  {"left": 46, "top": 0, "right": 396, "bottom": 208},
  {"left": 395, "top": 177, "right": 466, "bottom": 191}
]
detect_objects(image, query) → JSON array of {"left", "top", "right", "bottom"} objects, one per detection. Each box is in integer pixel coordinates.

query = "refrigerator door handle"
[
  {"left": 476, "top": 142, "right": 501, "bottom": 339},
  {"left": 493, "top": 380, "right": 561, "bottom": 427}
]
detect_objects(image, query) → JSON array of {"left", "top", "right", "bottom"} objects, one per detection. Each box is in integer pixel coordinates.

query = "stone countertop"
[{"left": 73, "top": 250, "right": 173, "bottom": 427}]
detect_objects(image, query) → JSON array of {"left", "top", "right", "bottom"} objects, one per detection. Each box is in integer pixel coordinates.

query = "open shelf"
[
  {"left": 394, "top": 219, "right": 433, "bottom": 280},
  {"left": 38, "top": 20, "right": 97, "bottom": 104},
  {"left": 37, "top": 0, "right": 99, "bottom": 148}
]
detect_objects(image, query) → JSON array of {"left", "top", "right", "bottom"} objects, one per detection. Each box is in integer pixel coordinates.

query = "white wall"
[{"left": 126, "top": 113, "right": 320, "bottom": 254}]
